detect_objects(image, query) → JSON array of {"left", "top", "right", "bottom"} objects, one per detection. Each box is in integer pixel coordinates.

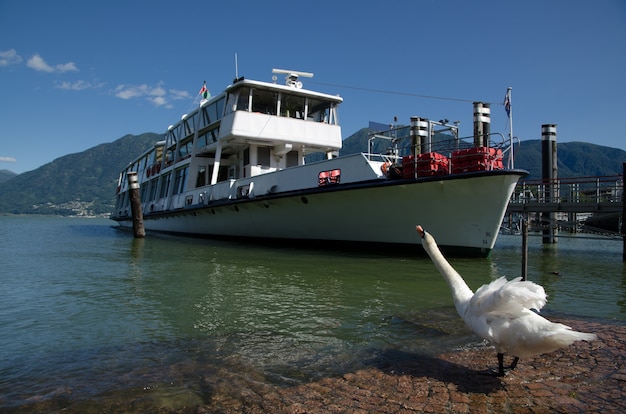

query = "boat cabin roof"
[{"left": 225, "top": 78, "right": 343, "bottom": 104}]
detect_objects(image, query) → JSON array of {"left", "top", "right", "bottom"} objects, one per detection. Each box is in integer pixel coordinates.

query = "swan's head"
[
  {"left": 416, "top": 225, "right": 436, "bottom": 249},
  {"left": 416, "top": 225, "right": 425, "bottom": 238}
]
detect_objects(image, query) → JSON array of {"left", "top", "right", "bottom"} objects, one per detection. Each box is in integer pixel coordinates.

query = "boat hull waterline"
[{"left": 113, "top": 170, "right": 525, "bottom": 256}]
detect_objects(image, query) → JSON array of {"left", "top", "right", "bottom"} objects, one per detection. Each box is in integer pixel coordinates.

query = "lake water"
[{"left": 1, "top": 215, "right": 624, "bottom": 411}]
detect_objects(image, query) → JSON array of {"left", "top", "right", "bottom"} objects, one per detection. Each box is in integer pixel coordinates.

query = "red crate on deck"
[
  {"left": 417, "top": 152, "right": 449, "bottom": 176},
  {"left": 452, "top": 147, "right": 503, "bottom": 173},
  {"left": 402, "top": 153, "right": 449, "bottom": 178},
  {"left": 401, "top": 155, "right": 416, "bottom": 178}
]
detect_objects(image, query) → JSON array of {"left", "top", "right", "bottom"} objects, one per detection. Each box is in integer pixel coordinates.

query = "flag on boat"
[
  {"left": 199, "top": 82, "right": 210, "bottom": 100},
  {"left": 503, "top": 88, "right": 511, "bottom": 117}
]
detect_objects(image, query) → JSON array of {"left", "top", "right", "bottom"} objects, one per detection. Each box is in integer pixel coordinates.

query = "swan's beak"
[{"left": 416, "top": 225, "right": 425, "bottom": 238}]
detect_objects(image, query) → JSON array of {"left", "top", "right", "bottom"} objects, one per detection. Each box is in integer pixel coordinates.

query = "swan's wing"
[
  {"left": 475, "top": 309, "right": 597, "bottom": 357},
  {"left": 469, "top": 276, "right": 547, "bottom": 315}
]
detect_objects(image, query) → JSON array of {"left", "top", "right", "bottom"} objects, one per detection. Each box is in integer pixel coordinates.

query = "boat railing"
[
  {"left": 371, "top": 132, "right": 512, "bottom": 180},
  {"left": 510, "top": 175, "right": 623, "bottom": 205}
]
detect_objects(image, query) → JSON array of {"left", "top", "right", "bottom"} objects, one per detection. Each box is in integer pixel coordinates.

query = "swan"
[{"left": 415, "top": 225, "right": 597, "bottom": 376}]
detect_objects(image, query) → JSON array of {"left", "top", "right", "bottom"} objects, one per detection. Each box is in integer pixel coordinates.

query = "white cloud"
[
  {"left": 0, "top": 156, "right": 17, "bottom": 163},
  {"left": 114, "top": 82, "right": 190, "bottom": 107},
  {"left": 55, "top": 80, "right": 104, "bottom": 91},
  {"left": 55, "top": 61, "right": 78, "bottom": 72},
  {"left": 27, "top": 54, "right": 78, "bottom": 73},
  {"left": 0, "top": 49, "right": 22, "bottom": 67},
  {"left": 115, "top": 83, "right": 151, "bottom": 100},
  {"left": 169, "top": 89, "right": 191, "bottom": 100},
  {"left": 149, "top": 96, "right": 167, "bottom": 106}
]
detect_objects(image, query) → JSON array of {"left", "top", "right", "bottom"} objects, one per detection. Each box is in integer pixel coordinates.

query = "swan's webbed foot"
[{"left": 493, "top": 353, "right": 519, "bottom": 376}]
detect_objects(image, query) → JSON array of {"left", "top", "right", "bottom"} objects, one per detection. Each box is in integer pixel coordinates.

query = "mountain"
[
  {"left": 0, "top": 128, "right": 623, "bottom": 216},
  {"left": 0, "top": 133, "right": 162, "bottom": 216},
  {"left": 512, "top": 140, "right": 626, "bottom": 180},
  {"left": 0, "top": 169, "right": 17, "bottom": 184}
]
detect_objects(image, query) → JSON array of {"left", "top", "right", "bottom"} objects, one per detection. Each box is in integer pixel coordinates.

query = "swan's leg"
[
  {"left": 510, "top": 356, "right": 519, "bottom": 370},
  {"left": 497, "top": 353, "right": 505, "bottom": 376}
]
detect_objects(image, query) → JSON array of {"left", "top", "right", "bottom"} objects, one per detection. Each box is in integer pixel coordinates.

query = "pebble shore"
[
  {"left": 6, "top": 318, "right": 625, "bottom": 413},
  {"left": 204, "top": 318, "right": 625, "bottom": 414}
]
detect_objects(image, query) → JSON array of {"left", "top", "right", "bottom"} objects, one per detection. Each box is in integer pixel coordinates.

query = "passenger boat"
[{"left": 111, "top": 69, "right": 527, "bottom": 257}]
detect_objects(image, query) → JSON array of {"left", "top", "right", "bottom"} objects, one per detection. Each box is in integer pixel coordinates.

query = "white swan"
[{"left": 415, "top": 225, "right": 597, "bottom": 376}]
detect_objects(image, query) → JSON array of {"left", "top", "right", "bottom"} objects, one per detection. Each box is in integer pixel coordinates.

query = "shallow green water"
[{"left": 0, "top": 215, "right": 623, "bottom": 410}]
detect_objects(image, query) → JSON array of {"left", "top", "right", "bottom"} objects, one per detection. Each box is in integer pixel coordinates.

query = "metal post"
[
  {"left": 623, "top": 162, "right": 625, "bottom": 261},
  {"left": 127, "top": 172, "right": 145, "bottom": 238},
  {"left": 410, "top": 117, "right": 428, "bottom": 156},
  {"left": 521, "top": 218, "right": 528, "bottom": 281},
  {"left": 541, "top": 124, "right": 558, "bottom": 244},
  {"left": 473, "top": 102, "right": 490, "bottom": 147}
]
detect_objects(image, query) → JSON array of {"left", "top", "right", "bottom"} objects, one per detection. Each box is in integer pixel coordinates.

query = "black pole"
[
  {"left": 623, "top": 162, "right": 625, "bottom": 261},
  {"left": 541, "top": 124, "right": 558, "bottom": 244},
  {"left": 522, "top": 218, "right": 528, "bottom": 281}
]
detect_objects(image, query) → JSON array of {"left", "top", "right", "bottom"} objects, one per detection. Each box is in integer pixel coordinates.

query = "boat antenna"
[{"left": 234, "top": 53, "right": 239, "bottom": 80}]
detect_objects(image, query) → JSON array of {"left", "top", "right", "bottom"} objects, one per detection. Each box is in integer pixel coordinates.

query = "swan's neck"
[{"left": 422, "top": 233, "right": 474, "bottom": 313}]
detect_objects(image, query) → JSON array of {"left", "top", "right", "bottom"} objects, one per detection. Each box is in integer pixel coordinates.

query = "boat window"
[
  {"left": 149, "top": 179, "right": 158, "bottom": 201},
  {"left": 258, "top": 147, "right": 271, "bottom": 167},
  {"left": 173, "top": 167, "right": 188, "bottom": 195},
  {"left": 200, "top": 97, "right": 225, "bottom": 127},
  {"left": 243, "top": 148, "right": 250, "bottom": 166},
  {"left": 165, "top": 148, "right": 175, "bottom": 167},
  {"left": 178, "top": 138, "right": 193, "bottom": 160},
  {"left": 214, "top": 96, "right": 225, "bottom": 118},
  {"left": 196, "top": 126, "right": 219, "bottom": 149},
  {"left": 281, "top": 94, "right": 305, "bottom": 118},
  {"left": 196, "top": 166, "right": 207, "bottom": 188},
  {"left": 140, "top": 183, "right": 149, "bottom": 201},
  {"left": 183, "top": 112, "right": 197, "bottom": 137},
  {"left": 286, "top": 151, "right": 299, "bottom": 167},
  {"left": 159, "top": 173, "right": 171, "bottom": 199},
  {"left": 252, "top": 90, "right": 278, "bottom": 114},
  {"left": 234, "top": 87, "right": 251, "bottom": 111},
  {"left": 308, "top": 97, "right": 331, "bottom": 123}
]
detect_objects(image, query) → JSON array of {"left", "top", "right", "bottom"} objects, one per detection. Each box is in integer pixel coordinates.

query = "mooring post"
[
  {"left": 473, "top": 102, "right": 491, "bottom": 148},
  {"left": 541, "top": 124, "right": 558, "bottom": 244},
  {"left": 410, "top": 116, "right": 429, "bottom": 156},
  {"left": 521, "top": 218, "right": 528, "bottom": 281},
  {"left": 127, "top": 171, "right": 145, "bottom": 238},
  {"left": 623, "top": 162, "right": 625, "bottom": 261}
]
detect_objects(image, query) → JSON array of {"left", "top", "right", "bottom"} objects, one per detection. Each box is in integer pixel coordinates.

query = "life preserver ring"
[{"left": 381, "top": 162, "right": 392, "bottom": 177}]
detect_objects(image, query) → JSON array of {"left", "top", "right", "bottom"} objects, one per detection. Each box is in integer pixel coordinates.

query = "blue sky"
[{"left": 1, "top": 0, "right": 624, "bottom": 174}]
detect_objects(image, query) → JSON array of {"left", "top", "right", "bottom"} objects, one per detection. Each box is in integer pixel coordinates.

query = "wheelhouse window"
[
  {"left": 223, "top": 84, "right": 340, "bottom": 125},
  {"left": 308, "top": 97, "right": 332, "bottom": 123},
  {"left": 252, "top": 89, "right": 277, "bottom": 114},
  {"left": 281, "top": 94, "right": 305, "bottom": 119}
]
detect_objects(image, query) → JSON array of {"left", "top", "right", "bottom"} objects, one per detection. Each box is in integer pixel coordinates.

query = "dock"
[{"left": 507, "top": 175, "right": 623, "bottom": 215}]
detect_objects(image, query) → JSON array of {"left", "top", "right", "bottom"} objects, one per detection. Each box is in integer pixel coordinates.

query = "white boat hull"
[{"left": 113, "top": 170, "right": 524, "bottom": 256}]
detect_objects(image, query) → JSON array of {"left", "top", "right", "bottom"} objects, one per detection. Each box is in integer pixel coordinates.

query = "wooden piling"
[
  {"left": 127, "top": 171, "right": 145, "bottom": 238},
  {"left": 521, "top": 218, "right": 528, "bottom": 281}
]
